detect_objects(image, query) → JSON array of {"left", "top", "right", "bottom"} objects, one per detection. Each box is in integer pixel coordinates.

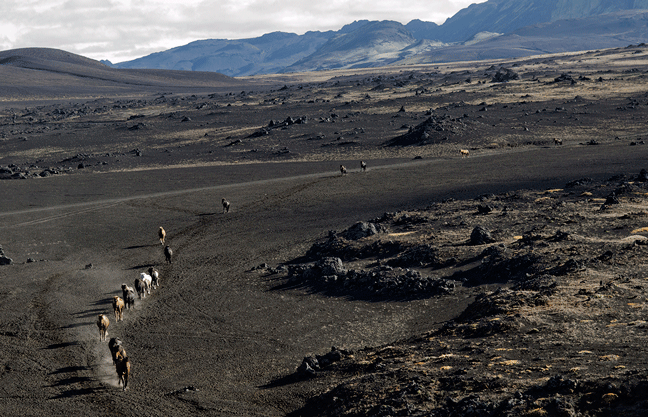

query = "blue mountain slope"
[
  {"left": 116, "top": 31, "right": 334, "bottom": 76},
  {"left": 112, "top": 0, "right": 648, "bottom": 76}
]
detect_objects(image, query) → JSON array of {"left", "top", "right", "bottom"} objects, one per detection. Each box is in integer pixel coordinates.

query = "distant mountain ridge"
[
  {"left": 285, "top": 21, "right": 419, "bottom": 72},
  {"left": 118, "top": 31, "right": 335, "bottom": 76},
  {"left": 436, "top": 0, "right": 648, "bottom": 41},
  {"left": 110, "top": 0, "right": 648, "bottom": 76},
  {"left": 401, "top": 9, "right": 648, "bottom": 64}
]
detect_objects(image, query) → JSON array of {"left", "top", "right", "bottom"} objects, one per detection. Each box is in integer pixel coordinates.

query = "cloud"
[{"left": 0, "top": 0, "right": 486, "bottom": 63}]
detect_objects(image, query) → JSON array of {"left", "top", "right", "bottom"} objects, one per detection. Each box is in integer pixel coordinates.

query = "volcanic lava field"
[{"left": 1, "top": 45, "right": 648, "bottom": 416}]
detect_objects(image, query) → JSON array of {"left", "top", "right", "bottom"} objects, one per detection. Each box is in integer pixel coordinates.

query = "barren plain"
[{"left": 1, "top": 46, "right": 648, "bottom": 416}]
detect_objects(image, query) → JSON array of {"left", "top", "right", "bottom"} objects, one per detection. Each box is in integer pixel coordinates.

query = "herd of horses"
[
  {"left": 91, "top": 155, "right": 487, "bottom": 390},
  {"left": 94, "top": 226, "right": 171, "bottom": 390},
  {"left": 94, "top": 192, "right": 230, "bottom": 391},
  {"left": 91, "top": 162, "right": 377, "bottom": 390}
]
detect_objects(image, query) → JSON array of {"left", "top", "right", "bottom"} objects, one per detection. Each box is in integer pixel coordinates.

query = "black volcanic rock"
[
  {"left": 0, "top": 245, "right": 12, "bottom": 265},
  {"left": 470, "top": 225, "right": 495, "bottom": 245},
  {"left": 385, "top": 115, "right": 467, "bottom": 147},
  {"left": 492, "top": 68, "right": 519, "bottom": 83},
  {"left": 341, "top": 222, "right": 382, "bottom": 240},
  {"left": 639, "top": 169, "right": 648, "bottom": 182}
]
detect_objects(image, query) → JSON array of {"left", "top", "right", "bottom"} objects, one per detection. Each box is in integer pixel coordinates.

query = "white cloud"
[{"left": 0, "top": 0, "right": 486, "bottom": 63}]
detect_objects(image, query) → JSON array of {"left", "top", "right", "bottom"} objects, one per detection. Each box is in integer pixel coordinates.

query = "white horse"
[{"left": 140, "top": 272, "right": 152, "bottom": 295}]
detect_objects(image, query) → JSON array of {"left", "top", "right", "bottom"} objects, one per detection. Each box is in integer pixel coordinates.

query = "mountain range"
[{"left": 106, "top": 0, "right": 648, "bottom": 76}]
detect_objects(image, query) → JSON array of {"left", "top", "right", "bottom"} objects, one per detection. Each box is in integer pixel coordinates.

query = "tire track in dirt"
[
  {"left": 101, "top": 169, "right": 366, "bottom": 411},
  {"left": 28, "top": 271, "right": 113, "bottom": 402},
  {"left": 0, "top": 165, "right": 355, "bottom": 221},
  {"left": 138, "top": 176, "right": 337, "bottom": 345},
  {"left": 0, "top": 202, "right": 122, "bottom": 229}
]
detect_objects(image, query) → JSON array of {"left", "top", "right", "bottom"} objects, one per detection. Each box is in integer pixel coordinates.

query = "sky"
[{"left": 0, "top": 0, "right": 487, "bottom": 64}]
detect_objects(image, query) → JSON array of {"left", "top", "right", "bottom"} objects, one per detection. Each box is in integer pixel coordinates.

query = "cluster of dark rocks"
[
  {"left": 0, "top": 164, "right": 72, "bottom": 180},
  {"left": 456, "top": 283, "right": 554, "bottom": 324},
  {"left": 463, "top": 245, "right": 541, "bottom": 285},
  {"left": 0, "top": 152, "right": 122, "bottom": 179},
  {"left": 424, "top": 375, "right": 622, "bottom": 417},
  {"left": 468, "top": 375, "right": 645, "bottom": 417},
  {"left": 302, "top": 222, "right": 398, "bottom": 262},
  {"left": 268, "top": 116, "right": 308, "bottom": 127},
  {"left": 297, "top": 370, "right": 648, "bottom": 417},
  {"left": 286, "top": 220, "right": 523, "bottom": 298},
  {"left": 385, "top": 114, "right": 469, "bottom": 147},
  {"left": 386, "top": 243, "right": 448, "bottom": 268},
  {"left": 439, "top": 274, "right": 558, "bottom": 339},
  {"left": 284, "top": 171, "right": 648, "bottom": 416},
  {"left": 551, "top": 73, "right": 591, "bottom": 85},
  {"left": 491, "top": 67, "right": 519, "bottom": 83},
  {"left": 245, "top": 116, "right": 310, "bottom": 139},
  {"left": 296, "top": 347, "right": 348, "bottom": 378},
  {"left": 288, "top": 256, "right": 456, "bottom": 299},
  {"left": 304, "top": 236, "right": 406, "bottom": 263}
]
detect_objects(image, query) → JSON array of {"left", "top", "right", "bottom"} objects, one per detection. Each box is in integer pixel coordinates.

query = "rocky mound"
[
  {"left": 277, "top": 170, "right": 648, "bottom": 416},
  {"left": 491, "top": 67, "right": 519, "bottom": 83},
  {"left": 384, "top": 114, "right": 473, "bottom": 147}
]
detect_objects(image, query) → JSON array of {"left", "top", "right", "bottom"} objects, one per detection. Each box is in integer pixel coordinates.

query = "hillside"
[
  {"left": 115, "top": 31, "right": 335, "bottom": 77},
  {"left": 284, "top": 21, "right": 422, "bottom": 72},
  {"left": 438, "top": 0, "right": 648, "bottom": 42},
  {"left": 110, "top": 0, "right": 648, "bottom": 76},
  {"left": 0, "top": 48, "right": 248, "bottom": 99},
  {"left": 399, "top": 10, "right": 648, "bottom": 65}
]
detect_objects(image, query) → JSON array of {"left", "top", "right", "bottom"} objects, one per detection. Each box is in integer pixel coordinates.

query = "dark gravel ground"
[{"left": 1, "top": 45, "right": 648, "bottom": 416}]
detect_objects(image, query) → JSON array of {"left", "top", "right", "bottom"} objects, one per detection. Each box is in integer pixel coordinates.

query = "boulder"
[
  {"left": 565, "top": 177, "right": 593, "bottom": 188},
  {"left": 296, "top": 347, "right": 345, "bottom": 378},
  {"left": 341, "top": 222, "right": 380, "bottom": 240},
  {"left": 554, "top": 73, "right": 576, "bottom": 84},
  {"left": 0, "top": 245, "right": 12, "bottom": 265},
  {"left": 546, "top": 375, "right": 578, "bottom": 393},
  {"left": 297, "top": 356, "right": 320, "bottom": 378},
  {"left": 492, "top": 68, "right": 519, "bottom": 83},
  {"left": 604, "top": 194, "right": 619, "bottom": 205},
  {"left": 639, "top": 169, "right": 648, "bottom": 182},
  {"left": 316, "top": 257, "right": 346, "bottom": 277},
  {"left": 477, "top": 204, "right": 493, "bottom": 214},
  {"left": 470, "top": 225, "right": 495, "bottom": 245}
]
